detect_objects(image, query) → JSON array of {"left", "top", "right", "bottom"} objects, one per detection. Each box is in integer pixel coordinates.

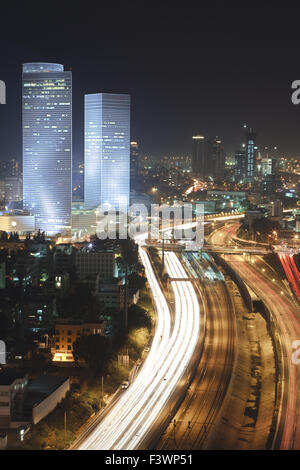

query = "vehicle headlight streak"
[{"left": 79, "top": 248, "right": 200, "bottom": 450}]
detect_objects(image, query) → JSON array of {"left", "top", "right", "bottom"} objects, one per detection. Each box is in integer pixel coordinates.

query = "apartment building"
[
  {"left": 52, "top": 318, "right": 105, "bottom": 362},
  {"left": 75, "top": 250, "right": 116, "bottom": 281}
]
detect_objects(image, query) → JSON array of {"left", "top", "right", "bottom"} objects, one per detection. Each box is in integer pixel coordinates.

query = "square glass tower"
[{"left": 84, "top": 93, "right": 130, "bottom": 211}]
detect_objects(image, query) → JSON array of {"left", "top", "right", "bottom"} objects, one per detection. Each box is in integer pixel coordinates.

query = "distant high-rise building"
[
  {"left": 263, "top": 173, "right": 282, "bottom": 195},
  {"left": 3, "top": 177, "right": 22, "bottom": 203},
  {"left": 22, "top": 62, "right": 72, "bottom": 235},
  {"left": 245, "top": 129, "right": 257, "bottom": 183},
  {"left": 130, "top": 141, "right": 139, "bottom": 191},
  {"left": 84, "top": 93, "right": 130, "bottom": 210},
  {"left": 260, "top": 158, "right": 275, "bottom": 178},
  {"left": 192, "top": 135, "right": 206, "bottom": 177},
  {"left": 209, "top": 138, "right": 225, "bottom": 179},
  {"left": 192, "top": 135, "right": 225, "bottom": 179},
  {"left": 0, "top": 159, "right": 20, "bottom": 179},
  {"left": 267, "top": 200, "right": 283, "bottom": 219},
  {"left": 234, "top": 127, "right": 258, "bottom": 184},
  {"left": 235, "top": 148, "right": 246, "bottom": 183}
]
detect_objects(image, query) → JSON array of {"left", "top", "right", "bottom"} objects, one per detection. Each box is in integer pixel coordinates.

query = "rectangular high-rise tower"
[
  {"left": 246, "top": 129, "right": 257, "bottom": 183},
  {"left": 22, "top": 62, "right": 72, "bottom": 235},
  {"left": 192, "top": 135, "right": 225, "bottom": 179},
  {"left": 84, "top": 93, "right": 130, "bottom": 210},
  {"left": 192, "top": 135, "right": 206, "bottom": 176}
]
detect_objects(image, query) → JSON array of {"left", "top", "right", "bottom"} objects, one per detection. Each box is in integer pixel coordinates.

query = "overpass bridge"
[
  {"left": 144, "top": 240, "right": 269, "bottom": 255},
  {"left": 202, "top": 245, "right": 269, "bottom": 255}
]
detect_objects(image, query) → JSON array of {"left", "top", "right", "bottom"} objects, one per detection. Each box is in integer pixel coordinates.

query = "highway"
[
  {"left": 208, "top": 223, "right": 300, "bottom": 450},
  {"left": 278, "top": 253, "right": 300, "bottom": 302},
  {"left": 77, "top": 248, "right": 201, "bottom": 450},
  {"left": 159, "top": 252, "right": 236, "bottom": 449}
]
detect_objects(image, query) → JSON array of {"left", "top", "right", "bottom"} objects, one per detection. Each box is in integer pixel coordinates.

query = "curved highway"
[
  {"left": 78, "top": 248, "right": 201, "bottom": 450},
  {"left": 208, "top": 223, "right": 300, "bottom": 450}
]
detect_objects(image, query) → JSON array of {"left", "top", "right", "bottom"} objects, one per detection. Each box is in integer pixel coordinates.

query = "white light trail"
[{"left": 79, "top": 248, "right": 200, "bottom": 450}]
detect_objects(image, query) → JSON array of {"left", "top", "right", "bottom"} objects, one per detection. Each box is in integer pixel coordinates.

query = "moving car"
[{"left": 121, "top": 380, "right": 129, "bottom": 389}]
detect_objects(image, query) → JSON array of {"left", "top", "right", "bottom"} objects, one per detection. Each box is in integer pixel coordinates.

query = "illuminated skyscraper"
[
  {"left": 22, "top": 63, "right": 72, "bottom": 235},
  {"left": 84, "top": 93, "right": 130, "bottom": 210},
  {"left": 245, "top": 129, "right": 257, "bottom": 183}
]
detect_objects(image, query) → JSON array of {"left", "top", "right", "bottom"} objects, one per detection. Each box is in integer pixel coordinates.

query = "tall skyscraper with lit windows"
[
  {"left": 245, "top": 129, "right": 257, "bottom": 183},
  {"left": 22, "top": 62, "right": 72, "bottom": 235},
  {"left": 84, "top": 93, "right": 130, "bottom": 210}
]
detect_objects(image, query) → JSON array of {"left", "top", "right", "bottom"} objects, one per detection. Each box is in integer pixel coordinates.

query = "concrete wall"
[
  {"left": 32, "top": 378, "right": 70, "bottom": 425},
  {"left": 211, "top": 253, "right": 253, "bottom": 312}
]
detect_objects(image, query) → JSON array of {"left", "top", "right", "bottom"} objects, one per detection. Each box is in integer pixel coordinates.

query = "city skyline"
[{"left": 1, "top": 3, "right": 300, "bottom": 162}]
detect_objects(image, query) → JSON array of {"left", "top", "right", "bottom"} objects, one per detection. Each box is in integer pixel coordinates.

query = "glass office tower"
[
  {"left": 84, "top": 93, "right": 130, "bottom": 210},
  {"left": 22, "top": 62, "right": 72, "bottom": 235}
]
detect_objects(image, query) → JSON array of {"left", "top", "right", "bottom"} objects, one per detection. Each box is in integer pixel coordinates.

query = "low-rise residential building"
[
  {"left": 52, "top": 318, "right": 105, "bottom": 363},
  {"left": 0, "top": 371, "right": 70, "bottom": 428},
  {"left": 75, "top": 249, "right": 116, "bottom": 281},
  {"left": 12, "top": 252, "right": 40, "bottom": 288},
  {"left": 0, "top": 371, "right": 28, "bottom": 428},
  {"left": 23, "top": 291, "right": 57, "bottom": 330},
  {"left": 53, "top": 244, "right": 75, "bottom": 274},
  {"left": 96, "top": 277, "right": 124, "bottom": 311}
]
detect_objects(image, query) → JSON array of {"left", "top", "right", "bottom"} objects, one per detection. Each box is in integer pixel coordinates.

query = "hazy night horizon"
[{"left": 1, "top": 2, "right": 300, "bottom": 161}]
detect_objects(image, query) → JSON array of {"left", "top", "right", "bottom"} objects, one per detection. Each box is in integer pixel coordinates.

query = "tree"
[
  {"left": 8, "top": 232, "right": 19, "bottom": 242},
  {"left": 0, "top": 231, "right": 8, "bottom": 242},
  {"left": 128, "top": 272, "right": 146, "bottom": 291},
  {"left": 33, "top": 230, "right": 46, "bottom": 242},
  {"left": 128, "top": 328, "right": 149, "bottom": 354},
  {"left": 0, "top": 311, "right": 11, "bottom": 338},
  {"left": 128, "top": 304, "right": 152, "bottom": 331},
  {"left": 73, "top": 334, "right": 111, "bottom": 375},
  {"left": 238, "top": 217, "right": 280, "bottom": 243},
  {"left": 60, "top": 285, "right": 104, "bottom": 321},
  {"left": 118, "top": 239, "right": 139, "bottom": 330}
]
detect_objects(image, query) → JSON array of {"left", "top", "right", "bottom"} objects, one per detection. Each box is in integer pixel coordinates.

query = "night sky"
[{"left": 1, "top": 1, "right": 300, "bottom": 163}]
